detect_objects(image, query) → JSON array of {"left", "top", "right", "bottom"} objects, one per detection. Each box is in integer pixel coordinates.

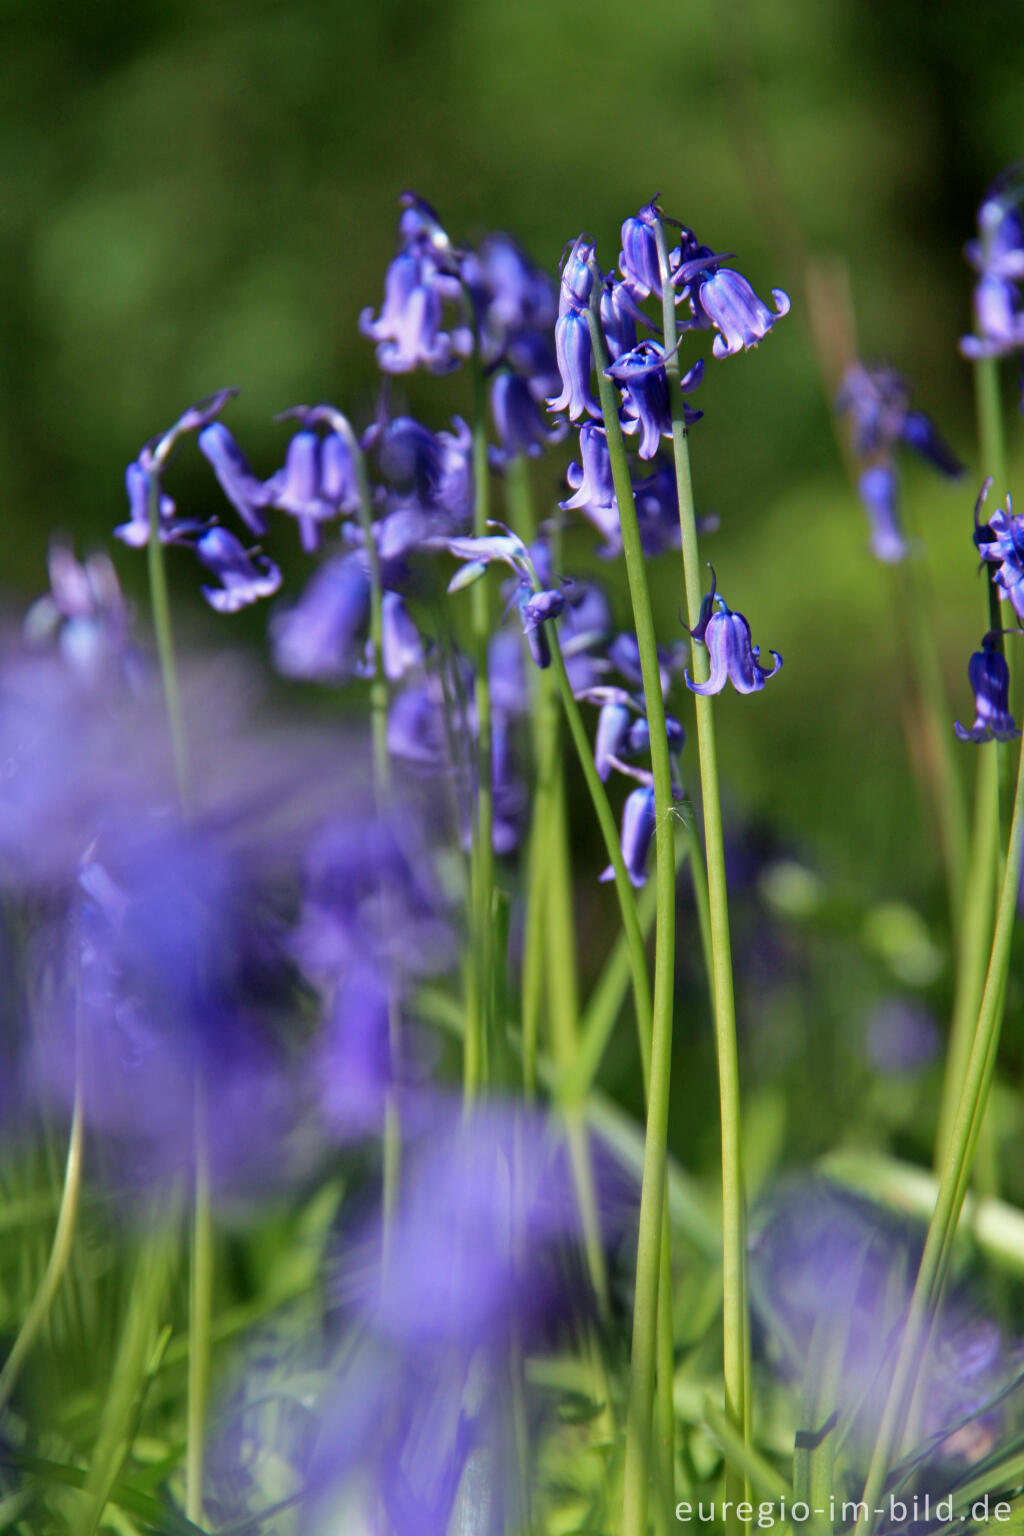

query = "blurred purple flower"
[
  {"left": 270, "top": 554, "right": 371, "bottom": 682},
  {"left": 858, "top": 464, "right": 909, "bottom": 564},
  {"left": 600, "top": 785, "right": 657, "bottom": 887},
  {"left": 195, "top": 527, "right": 282, "bottom": 614},
  {"left": 961, "top": 166, "right": 1024, "bottom": 378},
  {"left": 360, "top": 196, "right": 472, "bottom": 375},
  {"left": 198, "top": 421, "right": 272, "bottom": 537},
  {"left": 865, "top": 998, "right": 940, "bottom": 1075}
]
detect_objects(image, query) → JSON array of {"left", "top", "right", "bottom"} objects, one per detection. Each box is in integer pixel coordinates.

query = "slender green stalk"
[
  {"left": 145, "top": 472, "right": 189, "bottom": 807},
  {"left": 891, "top": 561, "right": 968, "bottom": 939},
  {"left": 584, "top": 291, "right": 678, "bottom": 1536},
  {"left": 654, "top": 218, "right": 749, "bottom": 1510},
  {"left": 852, "top": 726, "right": 1024, "bottom": 1536},
  {"left": 144, "top": 468, "right": 211, "bottom": 1518},
  {"left": 548, "top": 635, "right": 653, "bottom": 1051},
  {"left": 936, "top": 354, "right": 1011, "bottom": 1166},
  {"left": 465, "top": 360, "right": 495, "bottom": 1101},
  {"left": 0, "top": 1038, "right": 84, "bottom": 1410},
  {"left": 186, "top": 1076, "right": 213, "bottom": 1526},
  {"left": 347, "top": 418, "right": 403, "bottom": 1249},
  {"left": 76, "top": 1221, "right": 178, "bottom": 1536}
]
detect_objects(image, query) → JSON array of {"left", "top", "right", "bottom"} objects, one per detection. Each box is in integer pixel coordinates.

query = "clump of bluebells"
[{"left": 5, "top": 180, "right": 1024, "bottom": 1536}]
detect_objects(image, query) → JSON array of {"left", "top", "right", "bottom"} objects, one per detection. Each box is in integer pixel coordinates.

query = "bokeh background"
[{"left": 4, "top": 0, "right": 1024, "bottom": 1176}]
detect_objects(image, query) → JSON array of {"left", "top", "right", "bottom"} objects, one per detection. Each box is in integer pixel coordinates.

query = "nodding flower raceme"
[
  {"left": 118, "top": 389, "right": 239, "bottom": 548},
  {"left": 836, "top": 361, "right": 962, "bottom": 564},
  {"left": 685, "top": 572, "right": 782, "bottom": 696},
  {"left": 975, "top": 478, "right": 1024, "bottom": 622},
  {"left": 954, "top": 640, "right": 1020, "bottom": 744},
  {"left": 961, "top": 166, "right": 1024, "bottom": 381},
  {"left": 360, "top": 194, "right": 472, "bottom": 375},
  {"left": 836, "top": 362, "right": 963, "bottom": 478}
]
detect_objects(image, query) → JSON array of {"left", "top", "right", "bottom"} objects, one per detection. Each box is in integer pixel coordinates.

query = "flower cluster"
[
  {"left": 836, "top": 361, "right": 963, "bottom": 563},
  {"left": 960, "top": 164, "right": 1024, "bottom": 405}
]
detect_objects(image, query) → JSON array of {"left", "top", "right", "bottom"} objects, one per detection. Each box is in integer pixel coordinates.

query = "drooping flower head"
[
  {"left": 117, "top": 389, "right": 238, "bottom": 548},
  {"left": 600, "top": 784, "right": 658, "bottom": 888},
  {"left": 607, "top": 342, "right": 703, "bottom": 459},
  {"left": 685, "top": 571, "right": 782, "bottom": 696},
  {"left": 954, "top": 639, "right": 1019, "bottom": 744},
  {"left": 836, "top": 362, "right": 963, "bottom": 479},
  {"left": 974, "top": 477, "right": 1024, "bottom": 622},
  {"left": 360, "top": 194, "right": 472, "bottom": 375},
  {"left": 195, "top": 528, "right": 282, "bottom": 614},
  {"left": 858, "top": 464, "right": 909, "bottom": 565},
  {"left": 256, "top": 404, "right": 362, "bottom": 553},
  {"left": 680, "top": 249, "right": 791, "bottom": 358},
  {"left": 961, "top": 165, "right": 1024, "bottom": 378},
  {"left": 23, "top": 541, "right": 137, "bottom": 683}
]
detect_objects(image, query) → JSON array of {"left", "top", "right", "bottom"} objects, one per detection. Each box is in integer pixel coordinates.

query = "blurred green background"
[{"left": 4, "top": 0, "right": 1024, "bottom": 1168}]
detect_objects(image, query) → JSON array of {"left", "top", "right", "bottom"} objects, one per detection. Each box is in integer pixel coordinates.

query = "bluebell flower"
[
  {"left": 685, "top": 262, "right": 790, "bottom": 358},
  {"left": 116, "top": 462, "right": 195, "bottom": 548},
  {"left": 462, "top": 230, "right": 557, "bottom": 369},
  {"left": 593, "top": 692, "right": 634, "bottom": 781},
  {"left": 373, "top": 591, "right": 425, "bottom": 681},
  {"left": 858, "top": 464, "right": 909, "bottom": 564},
  {"left": 607, "top": 342, "right": 703, "bottom": 459},
  {"left": 369, "top": 413, "right": 474, "bottom": 547},
  {"left": 194, "top": 527, "right": 282, "bottom": 614},
  {"left": 270, "top": 553, "right": 371, "bottom": 681},
  {"left": 961, "top": 167, "right": 1024, "bottom": 372},
  {"left": 618, "top": 200, "right": 665, "bottom": 302},
  {"left": 836, "top": 363, "right": 963, "bottom": 479},
  {"left": 600, "top": 785, "right": 658, "bottom": 887},
  {"left": 548, "top": 308, "right": 602, "bottom": 420},
  {"left": 561, "top": 421, "right": 618, "bottom": 548},
  {"left": 954, "top": 642, "right": 1019, "bottom": 743},
  {"left": 685, "top": 590, "right": 782, "bottom": 696},
  {"left": 490, "top": 370, "right": 566, "bottom": 460},
  {"left": 600, "top": 278, "right": 644, "bottom": 361},
  {"left": 558, "top": 234, "right": 598, "bottom": 317},
  {"left": 514, "top": 581, "right": 565, "bottom": 670},
  {"left": 360, "top": 246, "right": 472, "bottom": 375},
  {"left": 197, "top": 422, "right": 271, "bottom": 537},
  {"left": 118, "top": 389, "right": 239, "bottom": 547},
  {"left": 30, "top": 817, "right": 301, "bottom": 1199},
  {"left": 974, "top": 481, "right": 1024, "bottom": 621},
  {"left": 24, "top": 542, "right": 137, "bottom": 683},
  {"left": 261, "top": 405, "right": 362, "bottom": 553}
]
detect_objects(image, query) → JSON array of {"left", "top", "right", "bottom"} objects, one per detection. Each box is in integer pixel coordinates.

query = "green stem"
[
  {"left": 0, "top": 1038, "right": 84, "bottom": 1410},
  {"left": 186, "top": 1076, "right": 212, "bottom": 1526},
  {"left": 466, "top": 361, "right": 495, "bottom": 1102},
  {"left": 654, "top": 218, "right": 749, "bottom": 1513},
  {"left": 937, "top": 355, "right": 1011, "bottom": 1166},
  {"left": 585, "top": 293, "right": 678, "bottom": 1536},
  {"left": 145, "top": 472, "right": 189, "bottom": 807},
  {"left": 548, "top": 635, "right": 653, "bottom": 1066},
  {"left": 892, "top": 561, "right": 968, "bottom": 939},
  {"left": 347, "top": 420, "right": 402, "bottom": 1252},
  {"left": 852, "top": 726, "right": 1024, "bottom": 1536}
]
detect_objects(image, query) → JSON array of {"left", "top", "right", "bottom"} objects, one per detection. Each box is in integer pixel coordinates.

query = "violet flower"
[
  {"left": 954, "top": 642, "right": 1019, "bottom": 743},
  {"left": 24, "top": 541, "right": 137, "bottom": 683},
  {"left": 360, "top": 238, "right": 471, "bottom": 375},
  {"left": 198, "top": 421, "right": 272, "bottom": 537},
  {"left": 195, "top": 527, "right": 282, "bottom": 614},
  {"left": 548, "top": 308, "right": 602, "bottom": 421},
  {"left": 961, "top": 166, "right": 1024, "bottom": 378},
  {"left": 607, "top": 342, "right": 703, "bottom": 459},
  {"left": 270, "top": 553, "right": 371, "bottom": 681},
  {"left": 685, "top": 261, "right": 790, "bottom": 358},
  {"left": 561, "top": 421, "right": 619, "bottom": 547},
  {"left": 858, "top": 464, "right": 909, "bottom": 564},
  {"left": 490, "top": 369, "right": 565, "bottom": 461},
  {"left": 117, "top": 389, "right": 238, "bottom": 547},
  {"left": 600, "top": 785, "right": 657, "bottom": 887},
  {"left": 836, "top": 362, "right": 963, "bottom": 479},
  {"left": 975, "top": 481, "right": 1024, "bottom": 621},
  {"left": 262, "top": 407, "right": 362, "bottom": 553},
  {"left": 685, "top": 585, "right": 782, "bottom": 697}
]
